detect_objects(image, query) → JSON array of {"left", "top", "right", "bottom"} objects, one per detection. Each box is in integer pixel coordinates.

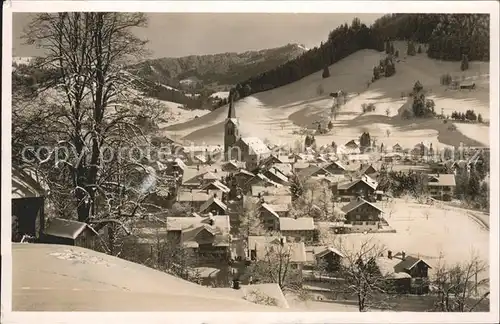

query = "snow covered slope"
[{"left": 162, "top": 42, "right": 490, "bottom": 149}]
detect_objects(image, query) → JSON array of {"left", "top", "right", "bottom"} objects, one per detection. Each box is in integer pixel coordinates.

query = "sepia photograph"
[{"left": 2, "top": 1, "right": 499, "bottom": 323}]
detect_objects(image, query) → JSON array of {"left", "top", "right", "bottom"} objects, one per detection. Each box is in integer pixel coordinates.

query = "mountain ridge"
[{"left": 127, "top": 43, "right": 308, "bottom": 90}]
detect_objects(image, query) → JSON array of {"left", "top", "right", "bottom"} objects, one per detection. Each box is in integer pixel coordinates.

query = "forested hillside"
[
  {"left": 229, "top": 14, "right": 490, "bottom": 101},
  {"left": 127, "top": 43, "right": 307, "bottom": 90}
]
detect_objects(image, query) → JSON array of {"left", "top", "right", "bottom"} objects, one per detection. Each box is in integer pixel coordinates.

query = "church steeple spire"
[{"left": 227, "top": 91, "right": 236, "bottom": 119}]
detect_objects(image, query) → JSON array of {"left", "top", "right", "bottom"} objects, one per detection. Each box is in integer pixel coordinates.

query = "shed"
[{"left": 42, "top": 218, "right": 99, "bottom": 250}]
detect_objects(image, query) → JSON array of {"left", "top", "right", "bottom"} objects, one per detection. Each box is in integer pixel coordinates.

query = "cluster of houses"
[{"left": 12, "top": 97, "right": 478, "bottom": 298}]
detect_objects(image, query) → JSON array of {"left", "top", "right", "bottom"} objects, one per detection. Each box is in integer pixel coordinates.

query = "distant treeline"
[{"left": 229, "top": 14, "right": 489, "bottom": 102}]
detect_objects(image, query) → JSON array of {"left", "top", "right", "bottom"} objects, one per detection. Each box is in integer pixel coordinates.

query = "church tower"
[{"left": 224, "top": 92, "right": 240, "bottom": 159}]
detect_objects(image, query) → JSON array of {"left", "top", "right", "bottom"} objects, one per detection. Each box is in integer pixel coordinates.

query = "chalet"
[
  {"left": 247, "top": 236, "right": 307, "bottom": 271},
  {"left": 42, "top": 218, "right": 99, "bottom": 250},
  {"left": 425, "top": 174, "right": 456, "bottom": 201},
  {"left": 182, "top": 171, "right": 221, "bottom": 188},
  {"left": 200, "top": 180, "right": 231, "bottom": 196},
  {"left": 258, "top": 155, "right": 284, "bottom": 169},
  {"left": 259, "top": 203, "right": 280, "bottom": 231},
  {"left": 376, "top": 250, "right": 432, "bottom": 294},
  {"left": 279, "top": 217, "right": 315, "bottom": 242},
  {"left": 340, "top": 197, "right": 384, "bottom": 232},
  {"left": 244, "top": 173, "right": 281, "bottom": 191},
  {"left": 232, "top": 169, "right": 256, "bottom": 188},
  {"left": 262, "top": 167, "right": 289, "bottom": 185},
  {"left": 177, "top": 190, "right": 211, "bottom": 209},
  {"left": 11, "top": 167, "right": 46, "bottom": 242},
  {"left": 305, "top": 246, "right": 344, "bottom": 273},
  {"left": 221, "top": 160, "right": 245, "bottom": 172},
  {"left": 392, "top": 143, "right": 403, "bottom": 153},
  {"left": 359, "top": 164, "right": 377, "bottom": 177},
  {"left": 412, "top": 142, "right": 429, "bottom": 159},
  {"left": 269, "top": 163, "right": 293, "bottom": 177},
  {"left": 166, "top": 215, "right": 231, "bottom": 262},
  {"left": 297, "top": 164, "right": 332, "bottom": 180},
  {"left": 322, "top": 161, "right": 347, "bottom": 175},
  {"left": 258, "top": 203, "right": 290, "bottom": 231},
  {"left": 337, "top": 175, "right": 378, "bottom": 200},
  {"left": 199, "top": 196, "right": 228, "bottom": 215},
  {"left": 344, "top": 139, "right": 359, "bottom": 150}
]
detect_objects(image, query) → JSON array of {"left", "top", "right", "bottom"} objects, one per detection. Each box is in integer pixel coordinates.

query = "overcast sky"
[{"left": 13, "top": 13, "right": 382, "bottom": 58}]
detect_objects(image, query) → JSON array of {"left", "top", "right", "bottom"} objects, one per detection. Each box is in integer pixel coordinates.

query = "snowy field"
[
  {"left": 333, "top": 198, "right": 489, "bottom": 278},
  {"left": 161, "top": 41, "right": 489, "bottom": 150}
]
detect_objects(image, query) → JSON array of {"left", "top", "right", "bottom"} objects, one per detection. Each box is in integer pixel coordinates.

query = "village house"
[
  {"left": 182, "top": 170, "right": 222, "bottom": 188},
  {"left": 221, "top": 160, "right": 246, "bottom": 172},
  {"left": 297, "top": 164, "right": 333, "bottom": 180},
  {"left": 337, "top": 174, "right": 378, "bottom": 200},
  {"left": 244, "top": 173, "right": 281, "bottom": 193},
  {"left": 42, "top": 218, "right": 99, "bottom": 250},
  {"left": 259, "top": 203, "right": 285, "bottom": 231},
  {"left": 340, "top": 197, "right": 384, "bottom": 232},
  {"left": 322, "top": 161, "right": 347, "bottom": 175},
  {"left": 200, "top": 180, "right": 231, "bottom": 198},
  {"left": 279, "top": 217, "right": 315, "bottom": 242},
  {"left": 232, "top": 169, "right": 256, "bottom": 189},
  {"left": 199, "top": 196, "right": 228, "bottom": 215},
  {"left": 392, "top": 143, "right": 403, "bottom": 153},
  {"left": 177, "top": 190, "right": 211, "bottom": 209},
  {"left": 166, "top": 215, "right": 232, "bottom": 262},
  {"left": 425, "top": 174, "right": 456, "bottom": 201},
  {"left": 359, "top": 164, "right": 378, "bottom": 177},
  {"left": 304, "top": 246, "right": 344, "bottom": 273},
  {"left": 375, "top": 250, "right": 432, "bottom": 294},
  {"left": 262, "top": 166, "right": 289, "bottom": 185},
  {"left": 247, "top": 236, "right": 307, "bottom": 271}
]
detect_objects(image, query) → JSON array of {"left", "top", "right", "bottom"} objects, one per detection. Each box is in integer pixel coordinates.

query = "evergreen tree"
[
  {"left": 385, "top": 40, "right": 391, "bottom": 54},
  {"left": 461, "top": 54, "right": 469, "bottom": 71},
  {"left": 322, "top": 65, "right": 330, "bottom": 78},
  {"left": 478, "top": 113, "right": 483, "bottom": 123},
  {"left": 417, "top": 45, "right": 422, "bottom": 53},
  {"left": 407, "top": 41, "right": 416, "bottom": 56},
  {"left": 390, "top": 43, "right": 395, "bottom": 54}
]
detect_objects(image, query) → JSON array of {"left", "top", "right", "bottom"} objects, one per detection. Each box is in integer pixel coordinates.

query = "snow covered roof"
[
  {"left": 177, "top": 190, "right": 211, "bottom": 202},
  {"left": 199, "top": 196, "right": 228, "bottom": 214},
  {"left": 248, "top": 237, "right": 307, "bottom": 263},
  {"left": 240, "top": 137, "right": 271, "bottom": 155},
  {"left": 427, "top": 174, "right": 456, "bottom": 187},
  {"left": 279, "top": 217, "right": 315, "bottom": 231},
  {"left": 44, "top": 218, "right": 98, "bottom": 240},
  {"left": 341, "top": 197, "right": 383, "bottom": 214},
  {"left": 201, "top": 180, "right": 230, "bottom": 193}
]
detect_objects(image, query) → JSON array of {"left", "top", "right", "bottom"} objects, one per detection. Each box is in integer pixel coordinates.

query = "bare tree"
[
  {"left": 239, "top": 196, "right": 267, "bottom": 239},
  {"left": 431, "top": 253, "right": 489, "bottom": 312},
  {"left": 334, "top": 238, "right": 393, "bottom": 312},
  {"left": 246, "top": 238, "right": 303, "bottom": 290},
  {"left": 16, "top": 13, "right": 170, "bottom": 254}
]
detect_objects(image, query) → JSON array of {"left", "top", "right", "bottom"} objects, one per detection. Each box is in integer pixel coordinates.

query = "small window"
[{"left": 355, "top": 214, "right": 361, "bottom": 220}]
